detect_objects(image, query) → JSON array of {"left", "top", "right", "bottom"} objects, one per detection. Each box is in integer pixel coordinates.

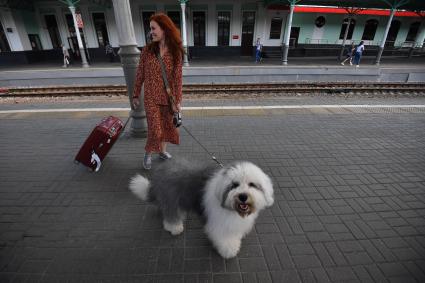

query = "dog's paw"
[
  {"left": 215, "top": 239, "right": 241, "bottom": 259},
  {"left": 163, "top": 220, "right": 184, "bottom": 235}
]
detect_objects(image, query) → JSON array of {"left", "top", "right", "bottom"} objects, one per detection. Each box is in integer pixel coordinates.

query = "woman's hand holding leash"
[
  {"left": 172, "top": 102, "right": 181, "bottom": 113},
  {"left": 132, "top": 96, "right": 140, "bottom": 108}
]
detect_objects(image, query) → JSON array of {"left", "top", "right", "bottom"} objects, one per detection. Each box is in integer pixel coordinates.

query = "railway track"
[{"left": 1, "top": 82, "right": 424, "bottom": 97}]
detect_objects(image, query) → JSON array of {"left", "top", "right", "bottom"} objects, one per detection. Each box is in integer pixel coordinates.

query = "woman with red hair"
[{"left": 132, "top": 13, "right": 184, "bottom": 170}]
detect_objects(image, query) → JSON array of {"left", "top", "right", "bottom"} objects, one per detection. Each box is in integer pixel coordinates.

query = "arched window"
[
  {"left": 339, "top": 18, "right": 356, "bottom": 40},
  {"left": 386, "top": 20, "right": 401, "bottom": 46},
  {"left": 406, "top": 22, "right": 421, "bottom": 42},
  {"left": 362, "top": 19, "right": 379, "bottom": 41}
]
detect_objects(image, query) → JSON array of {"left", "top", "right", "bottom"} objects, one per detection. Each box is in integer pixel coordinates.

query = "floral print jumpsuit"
[{"left": 133, "top": 47, "right": 183, "bottom": 153}]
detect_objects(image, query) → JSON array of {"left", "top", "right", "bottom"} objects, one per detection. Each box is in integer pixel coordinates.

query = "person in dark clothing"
[
  {"left": 105, "top": 41, "right": 116, "bottom": 62},
  {"left": 340, "top": 43, "right": 355, "bottom": 66}
]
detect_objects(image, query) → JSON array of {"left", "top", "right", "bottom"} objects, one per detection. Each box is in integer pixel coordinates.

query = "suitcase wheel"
[{"left": 74, "top": 160, "right": 80, "bottom": 164}]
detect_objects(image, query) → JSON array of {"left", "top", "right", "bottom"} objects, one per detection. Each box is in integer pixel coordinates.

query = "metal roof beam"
[
  {"left": 263, "top": 0, "right": 424, "bottom": 12},
  {"left": 1, "top": 0, "right": 34, "bottom": 10}
]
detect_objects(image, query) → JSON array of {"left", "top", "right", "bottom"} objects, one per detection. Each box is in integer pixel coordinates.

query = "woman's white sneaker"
[
  {"left": 143, "top": 153, "right": 152, "bottom": 170},
  {"left": 159, "top": 152, "right": 172, "bottom": 160}
]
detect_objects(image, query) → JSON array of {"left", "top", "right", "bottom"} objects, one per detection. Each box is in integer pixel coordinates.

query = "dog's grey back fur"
[{"left": 148, "top": 159, "right": 219, "bottom": 218}]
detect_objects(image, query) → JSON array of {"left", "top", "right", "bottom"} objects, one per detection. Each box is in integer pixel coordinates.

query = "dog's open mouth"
[
  {"left": 238, "top": 203, "right": 249, "bottom": 212},
  {"left": 235, "top": 202, "right": 253, "bottom": 217}
]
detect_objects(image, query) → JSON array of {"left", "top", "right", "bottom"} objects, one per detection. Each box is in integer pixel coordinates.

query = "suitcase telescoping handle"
[
  {"left": 121, "top": 116, "right": 131, "bottom": 137},
  {"left": 90, "top": 116, "right": 131, "bottom": 172}
]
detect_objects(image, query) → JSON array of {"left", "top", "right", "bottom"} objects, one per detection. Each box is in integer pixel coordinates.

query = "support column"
[
  {"left": 69, "top": 6, "right": 89, "bottom": 68},
  {"left": 180, "top": 0, "right": 189, "bottom": 66},
  {"left": 282, "top": 3, "right": 294, "bottom": 65},
  {"left": 375, "top": 8, "right": 396, "bottom": 65},
  {"left": 339, "top": 16, "right": 351, "bottom": 60},
  {"left": 112, "top": 0, "right": 147, "bottom": 137}
]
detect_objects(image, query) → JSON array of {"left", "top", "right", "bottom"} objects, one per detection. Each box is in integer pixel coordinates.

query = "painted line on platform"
[
  {"left": 1, "top": 105, "right": 425, "bottom": 114},
  {"left": 3, "top": 67, "right": 122, "bottom": 73}
]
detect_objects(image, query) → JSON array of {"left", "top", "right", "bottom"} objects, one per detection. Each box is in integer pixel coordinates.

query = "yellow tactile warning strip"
[{"left": 1, "top": 105, "right": 425, "bottom": 119}]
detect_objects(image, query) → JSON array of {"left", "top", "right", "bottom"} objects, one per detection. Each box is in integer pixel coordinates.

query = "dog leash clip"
[{"left": 211, "top": 156, "right": 223, "bottom": 167}]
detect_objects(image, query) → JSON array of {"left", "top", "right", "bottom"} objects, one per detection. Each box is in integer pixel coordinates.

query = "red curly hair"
[{"left": 146, "top": 13, "right": 184, "bottom": 65}]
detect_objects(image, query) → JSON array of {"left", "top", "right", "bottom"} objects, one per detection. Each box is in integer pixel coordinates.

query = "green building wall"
[
  {"left": 21, "top": 10, "right": 41, "bottom": 35},
  {"left": 291, "top": 13, "right": 313, "bottom": 44},
  {"left": 322, "top": 14, "right": 344, "bottom": 44},
  {"left": 292, "top": 12, "right": 420, "bottom": 47}
]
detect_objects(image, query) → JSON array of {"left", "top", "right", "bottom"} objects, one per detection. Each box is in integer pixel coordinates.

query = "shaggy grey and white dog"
[{"left": 129, "top": 159, "right": 274, "bottom": 259}]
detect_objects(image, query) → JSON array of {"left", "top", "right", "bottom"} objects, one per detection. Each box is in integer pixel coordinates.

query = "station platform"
[
  {"left": 1, "top": 56, "right": 425, "bottom": 87},
  {"left": 1, "top": 95, "right": 425, "bottom": 282}
]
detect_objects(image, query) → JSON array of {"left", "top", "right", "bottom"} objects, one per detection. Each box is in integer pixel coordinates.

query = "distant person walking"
[
  {"left": 353, "top": 41, "right": 365, "bottom": 67},
  {"left": 255, "top": 38, "right": 262, "bottom": 63},
  {"left": 105, "top": 41, "right": 116, "bottom": 62},
  {"left": 340, "top": 43, "right": 355, "bottom": 66},
  {"left": 61, "top": 44, "right": 70, "bottom": 68}
]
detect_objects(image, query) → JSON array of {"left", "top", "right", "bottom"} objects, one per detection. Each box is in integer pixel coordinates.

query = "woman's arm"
[{"left": 173, "top": 54, "right": 183, "bottom": 107}]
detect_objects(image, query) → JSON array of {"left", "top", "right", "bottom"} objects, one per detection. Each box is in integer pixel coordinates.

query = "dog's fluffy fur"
[{"left": 129, "top": 159, "right": 274, "bottom": 258}]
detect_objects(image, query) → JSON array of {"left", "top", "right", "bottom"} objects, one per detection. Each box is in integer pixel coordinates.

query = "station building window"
[
  {"left": 65, "top": 13, "right": 88, "bottom": 55},
  {"left": 269, "top": 17, "right": 282, "bottom": 39},
  {"left": 167, "top": 11, "right": 181, "bottom": 31},
  {"left": 386, "top": 20, "right": 401, "bottom": 47},
  {"left": 241, "top": 11, "right": 255, "bottom": 55},
  {"left": 315, "top": 16, "right": 326, "bottom": 28},
  {"left": 0, "top": 19, "right": 11, "bottom": 52},
  {"left": 65, "top": 14, "right": 84, "bottom": 38},
  {"left": 142, "top": 11, "right": 155, "bottom": 44},
  {"left": 217, "top": 11, "right": 230, "bottom": 46},
  {"left": 193, "top": 11, "right": 206, "bottom": 46},
  {"left": 406, "top": 21, "right": 420, "bottom": 42},
  {"left": 65, "top": 14, "right": 75, "bottom": 35},
  {"left": 92, "top": 12, "right": 109, "bottom": 47},
  {"left": 362, "top": 19, "right": 379, "bottom": 41},
  {"left": 339, "top": 18, "right": 356, "bottom": 40},
  {"left": 44, "top": 15, "right": 61, "bottom": 49}
]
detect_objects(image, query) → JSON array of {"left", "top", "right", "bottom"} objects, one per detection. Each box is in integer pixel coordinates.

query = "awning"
[{"left": 264, "top": 0, "right": 425, "bottom": 11}]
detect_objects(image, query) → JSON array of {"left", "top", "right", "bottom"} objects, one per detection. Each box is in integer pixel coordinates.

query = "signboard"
[{"left": 76, "top": 13, "right": 84, "bottom": 28}]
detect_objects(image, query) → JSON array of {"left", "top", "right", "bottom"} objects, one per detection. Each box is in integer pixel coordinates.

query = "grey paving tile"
[{"left": 1, "top": 106, "right": 424, "bottom": 282}]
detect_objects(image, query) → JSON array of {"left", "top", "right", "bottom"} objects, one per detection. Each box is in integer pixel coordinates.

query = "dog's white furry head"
[
  {"left": 205, "top": 162, "right": 274, "bottom": 218},
  {"left": 202, "top": 161, "right": 274, "bottom": 258}
]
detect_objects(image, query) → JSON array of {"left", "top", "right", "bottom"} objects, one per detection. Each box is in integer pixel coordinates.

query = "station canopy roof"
[
  {"left": 0, "top": 0, "right": 112, "bottom": 11},
  {"left": 264, "top": 0, "right": 425, "bottom": 11},
  {"left": 2, "top": 0, "right": 424, "bottom": 12}
]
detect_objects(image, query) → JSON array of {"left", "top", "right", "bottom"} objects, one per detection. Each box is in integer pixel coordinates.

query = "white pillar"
[
  {"left": 180, "top": 0, "right": 189, "bottom": 66},
  {"left": 112, "top": 0, "right": 147, "bottom": 137},
  {"left": 282, "top": 3, "right": 294, "bottom": 65},
  {"left": 69, "top": 6, "right": 89, "bottom": 67},
  {"left": 375, "top": 8, "right": 396, "bottom": 65},
  {"left": 339, "top": 16, "right": 352, "bottom": 60}
]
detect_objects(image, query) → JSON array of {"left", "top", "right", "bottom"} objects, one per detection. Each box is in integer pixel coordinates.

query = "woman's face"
[{"left": 150, "top": 20, "right": 164, "bottom": 42}]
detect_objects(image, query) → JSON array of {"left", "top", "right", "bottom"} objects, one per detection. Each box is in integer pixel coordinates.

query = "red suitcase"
[{"left": 75, "top": 116, "right": 127, "bottom": 172}]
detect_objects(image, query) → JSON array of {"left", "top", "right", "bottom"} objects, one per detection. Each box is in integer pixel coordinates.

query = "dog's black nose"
[{"left": 238, "top": 193, "right": 248, "bottom": 202}]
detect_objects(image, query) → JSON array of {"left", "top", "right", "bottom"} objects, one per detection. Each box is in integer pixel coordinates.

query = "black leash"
[
  {"left": 156, "top": 52, "right": 222, "bottom": 167},
  {"left": 181, "top": 125, "right": 224, "bottom": 168}
]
